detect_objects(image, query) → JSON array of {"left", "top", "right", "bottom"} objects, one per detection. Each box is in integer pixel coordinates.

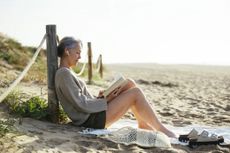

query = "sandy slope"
[{"left": 0, "top": 64, "right": 230, "bottom": 153}]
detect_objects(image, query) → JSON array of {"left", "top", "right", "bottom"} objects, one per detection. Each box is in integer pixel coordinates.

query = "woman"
[{"left": 55, "top": 37, "right": 177, "bottom": 138}]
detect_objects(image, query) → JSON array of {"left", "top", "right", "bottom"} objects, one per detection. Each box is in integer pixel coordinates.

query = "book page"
[{"left": 103, "top": 74, "right": 127, "bottom": 97}]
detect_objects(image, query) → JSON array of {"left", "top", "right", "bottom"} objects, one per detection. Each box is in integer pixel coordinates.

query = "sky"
[{"left": 0, "top": 0, "right": 230, "bottom": 65}]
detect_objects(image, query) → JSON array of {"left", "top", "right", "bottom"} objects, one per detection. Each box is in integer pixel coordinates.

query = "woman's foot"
[
  {"left": 165, "top": 130, "right": 178, "bottom": 138},
  {"left": 160, "top": 127, "right": 178, "bottom": 138}
]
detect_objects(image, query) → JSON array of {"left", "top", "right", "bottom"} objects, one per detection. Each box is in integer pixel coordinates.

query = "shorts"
[{"left": 80, "top": 111, "right": 106, "bottom": 129}]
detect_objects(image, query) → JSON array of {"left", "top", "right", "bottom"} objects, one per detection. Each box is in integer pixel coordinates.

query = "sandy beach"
[{"left": 0, "top": 63, "right": 230, "bottom": 153}]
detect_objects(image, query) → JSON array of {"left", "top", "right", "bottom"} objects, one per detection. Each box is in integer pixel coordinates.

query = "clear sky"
[{"left": 0, "top": 0, "right": 230, "bottom": 65}]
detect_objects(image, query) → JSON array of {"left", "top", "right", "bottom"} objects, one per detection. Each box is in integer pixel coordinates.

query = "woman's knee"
[
  {"left": 126, "top": 78, "right": 136, "bottom": 88},
  {"left": 128, "top": 87, "right": 143, "bottom": 98}
]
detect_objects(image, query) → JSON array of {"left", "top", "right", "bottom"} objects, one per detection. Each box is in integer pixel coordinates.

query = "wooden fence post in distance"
[
  {"left": 46, "top": 25, "right": 59, "bottom": 123},
  {"left": 87, "top": 42, "right": 93, "bottom": 84},
  {"left": 99, "top": 54, "right": 103, "bottom": 78}
]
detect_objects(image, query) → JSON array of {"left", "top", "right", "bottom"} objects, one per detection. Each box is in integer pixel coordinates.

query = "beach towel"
[
  {"left": 79, "top": 119, "right": 230, "bottom": 147},
  {"left": 80, "top": 126, "right": 171, "bottom": 148}
]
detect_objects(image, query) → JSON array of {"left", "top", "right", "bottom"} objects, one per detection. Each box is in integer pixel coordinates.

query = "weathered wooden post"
[
  {"left": 56, "top": 35, "right": 60, "bottom": 44},
  {"left": 87, "top": 42, "right": 93, "bottom": 84},
  {"left": 46, "top": 25, "right": 59, "bottom": 122},
  {"left": 99, "top": 54, "right": 103, "bottom": 78}
]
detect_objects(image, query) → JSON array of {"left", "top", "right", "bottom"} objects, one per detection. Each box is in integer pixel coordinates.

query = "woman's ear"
[
  {"left": 66, "top": 50, "right": 70, "bottom": 56},
  {"left": 64, "top": 48, "right": 70, "bottom": 56}
]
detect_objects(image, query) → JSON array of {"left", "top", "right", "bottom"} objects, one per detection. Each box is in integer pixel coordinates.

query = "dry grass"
[
  {"left": 22, "top": 51, "right": 47, "bottom": 84},
  {"left": 0, "top": 33, "right": 47, "bottom": 84}
]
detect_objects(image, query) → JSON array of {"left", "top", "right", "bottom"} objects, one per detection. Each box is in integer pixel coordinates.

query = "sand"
[{"left": 0, "top": 63, "right": 230, "bottom": 153}]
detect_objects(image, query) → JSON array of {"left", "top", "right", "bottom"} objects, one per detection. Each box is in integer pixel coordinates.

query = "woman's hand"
[
  {"left": 97, "top": 90, "right": 105, "bottom": 98},
  {"left": 106, "top": 86, "right": 122, "bottom": 102}
]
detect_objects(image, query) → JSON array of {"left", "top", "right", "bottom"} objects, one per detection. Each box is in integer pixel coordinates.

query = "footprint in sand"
[
  {"left": 158, "top": 110, "right": 174, "bottom": 117},
  {"left": 28, "top": 130, "right": 43, "bottom": 135},
  {"left": 224, "top": 105, "right": 230, "bottom": 111},
  {"left": 46, "top": 138, "right": 70, "bottom": 147}
]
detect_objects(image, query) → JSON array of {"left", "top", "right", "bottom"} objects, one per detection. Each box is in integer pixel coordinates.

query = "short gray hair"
[{"left": 57, "top": 37, "right": 82, "bottom": 57}]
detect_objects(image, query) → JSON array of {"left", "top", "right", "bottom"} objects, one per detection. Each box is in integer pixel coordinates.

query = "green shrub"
[
  {"left": 4, "top": 91, "right": 69, "bottom": 123},
  {"left": 58, "top": 106, "right": 69, "bottom": 124},
  {"left": 9, "top": 96, "right": 48, "bottom": 120},
  {"left": 3, "top": 90, "right": 26, "bottom": 106},
  {"left": 0, "top": 119, "right": 16, "bottom": 137}
]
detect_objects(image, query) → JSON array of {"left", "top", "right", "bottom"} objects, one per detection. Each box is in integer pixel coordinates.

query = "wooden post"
[
  {"left": 56, "top": 35, "right": 60, "bottom": 44},
  {"left": 46, "top": 25, "right": 59, "bottom": 123},
  {"left": 87, "top": 42, "right": 93, "bottom": 84},
  {"left": 99, "top": 54, "right": 103, "bottom": 78}
]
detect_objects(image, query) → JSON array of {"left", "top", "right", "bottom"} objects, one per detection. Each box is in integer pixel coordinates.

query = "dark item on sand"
[
  {"left": 179, "top": 129, "right": 199, "bottom": 142},
  {"left": 188, "top": 130, "right": 224, "bottom": 148},
  {"left": 179, "top": 129, "right": 224, "bottom": 148}
]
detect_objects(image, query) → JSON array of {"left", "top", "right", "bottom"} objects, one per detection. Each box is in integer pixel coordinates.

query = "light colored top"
[{"left": 55, "top": 67, "right": 107, "bottom": 125}]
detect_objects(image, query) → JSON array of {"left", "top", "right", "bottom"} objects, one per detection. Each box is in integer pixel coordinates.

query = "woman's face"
[{"left": 67, "top": 43, "right": 81, "bottom": 67}]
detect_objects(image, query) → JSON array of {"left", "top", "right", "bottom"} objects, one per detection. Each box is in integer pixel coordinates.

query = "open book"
[{"left": 103, "top": 75, "right": 128, "bottom": 97}]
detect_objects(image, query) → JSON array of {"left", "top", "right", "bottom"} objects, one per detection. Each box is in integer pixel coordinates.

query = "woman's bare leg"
[
  {"left": 117, "top": 79, "right": 154, "bottom": 130},
  {"left": 130, "top": 106, "right": 154, "bottom": 130},
  {"left": 105, "top": 87, "right": 176, "bottom": 138}
]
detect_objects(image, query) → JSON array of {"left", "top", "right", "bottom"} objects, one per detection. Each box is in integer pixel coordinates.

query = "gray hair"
[{"left": 57, "top": 37, "right": 82, "bottom": 57}]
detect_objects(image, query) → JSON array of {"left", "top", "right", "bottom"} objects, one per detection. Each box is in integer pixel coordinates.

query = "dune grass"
[
  {"left": 22, "top": 50, "right": 47, "bottom": 84},
  {"left": 3, "top": 90, "right": 69, "bottom": 123},
  {"left": 0, "top": 34, "right": 35, "bottom": 70},
  {"left": 0, "top": 119, "right": 16, "bottom": 137},
  {"left": 0, "top": 33, "right": 47, "bottom": 84}
]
